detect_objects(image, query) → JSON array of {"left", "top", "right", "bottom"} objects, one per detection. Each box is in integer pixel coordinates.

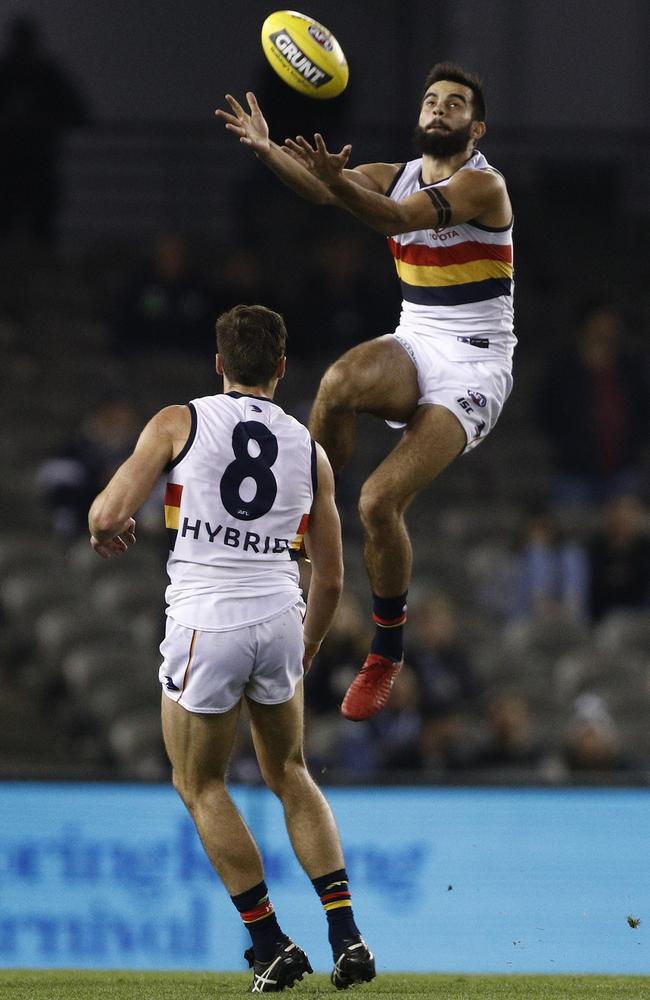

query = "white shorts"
[
  {"left": 159, "top": 603, "right": 305, "bottom": 714},
  {"left": 392, "top": 331, "right": 513, "bottom": 452}
]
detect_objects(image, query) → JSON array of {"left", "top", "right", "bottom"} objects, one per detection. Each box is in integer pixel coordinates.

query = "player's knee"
[
  {"left": 358, "top": 483, "right": 398, "bottom": 534},
  {"left": 317, "top": 356, "right": 362, "bottom": 411},
  {"left": 261, "top": 758, "right": 308, "bottom": 798},
  {"left": 172, "top": 770, "right": 224, "bottom": 813}
]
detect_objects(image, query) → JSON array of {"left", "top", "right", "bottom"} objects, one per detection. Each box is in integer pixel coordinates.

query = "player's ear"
[
  {"left": 276, "top": 356, "right": 286, "bottom": 380},
  {"left": 471, "top": 120, "right": 486, "bottom": 142},
  {"left": 216, "top": 353, "right": 225, "bottom": 375}
]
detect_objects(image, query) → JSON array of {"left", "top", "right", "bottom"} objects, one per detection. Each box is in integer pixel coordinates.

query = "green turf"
[{"left": 0, "top": 971, "right": 648, "bottom": 1000}]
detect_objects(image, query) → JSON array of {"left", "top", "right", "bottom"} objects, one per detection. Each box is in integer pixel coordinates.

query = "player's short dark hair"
[
  {"left": 216, "top": 304, "right": 287, "bottom": 386},
  {"left": 422, "top": 62, "right": 486, "bottom": 122}
]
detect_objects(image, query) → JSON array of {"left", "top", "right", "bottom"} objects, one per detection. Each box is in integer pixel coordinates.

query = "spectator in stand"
[
  {"left": 37, "top": 397, "right": 141, "bottom": 540},
  {"left": 0, "top": 15, "right": 89, "bottom": 246},
  {"left": 588, "top": 494, "right": 650, "bottom": 621},
  {"left": 509, "top": 507, "right": 588, "bottom": 622},
  {"left": 562, "top": 693, "right": 643, "bottom": 772},
  {"left": 112, "top": 233, "right": 216, "bottom": 356},
  {"left": 465, "top": 690, "right": 547, "bottom": 770},
  {"left": 211, "top": 244, "right": 284, "bottom": 319},
  {"left": 405, "top": 590, "right": 481, "bottom": 716},
  {"left": 537, "top": 299, "right": 649, "bottom": 507}
]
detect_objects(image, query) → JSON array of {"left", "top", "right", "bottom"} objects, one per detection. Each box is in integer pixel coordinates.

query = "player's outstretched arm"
[
  {"left": 215, "top": 91, "right": 333, "bottom": 204},
  {"left": 215, "top": 91, "right": 391, "bottom": 204},
  {"left": 290, "top": 133, "right": 510, "bottom": 234},
  {"left": 301, "top": 444, "right": 343, "bottom": 673},
  {"left": 88, "top": 405, "right": 188, "bottom": 559}
]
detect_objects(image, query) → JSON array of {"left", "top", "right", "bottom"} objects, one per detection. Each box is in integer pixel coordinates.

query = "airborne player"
[{"left": 217, "top": 62, "right": 515, "bottom": 723}]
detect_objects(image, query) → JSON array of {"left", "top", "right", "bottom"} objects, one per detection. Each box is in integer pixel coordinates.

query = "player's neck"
[
  {"left": 421, "top": 147, "right": 475, "bottom": 185},
  {"left": 223, "top": 378, "right": 277, "bottom": 399}
]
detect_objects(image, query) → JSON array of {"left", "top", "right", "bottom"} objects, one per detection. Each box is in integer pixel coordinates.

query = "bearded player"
[{"left": 217, "top": 63, "right": 515, "bottom": 723}]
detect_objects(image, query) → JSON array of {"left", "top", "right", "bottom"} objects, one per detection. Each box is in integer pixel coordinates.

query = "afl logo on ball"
[
  {"left": 308, "top": 24, "right": 333, "bottom": 50},
  {"left": 468, "top": 389, "right": 487, "bottom": 408}
]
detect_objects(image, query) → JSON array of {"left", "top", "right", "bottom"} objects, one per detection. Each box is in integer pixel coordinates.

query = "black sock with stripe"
[
  {"left": 312, "top": 868, "right": 360, "bottom": 958},
  {"left": 231, "top": 880, "right": 287, "bottom": 963},
  {"left": 369, "top": 591, "right": 407, "bottom": 662}
]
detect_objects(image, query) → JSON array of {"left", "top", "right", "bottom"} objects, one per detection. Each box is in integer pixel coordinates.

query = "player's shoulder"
[
  {"left": 152, "top": 403, "right": 192, "bottom": 434},
  {"left": 450, "top": 164, "right": 508, "bottom": 194}
]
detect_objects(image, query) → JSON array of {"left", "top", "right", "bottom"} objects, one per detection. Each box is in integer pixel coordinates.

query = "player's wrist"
[{"left": 303, "top": 637, "right": 322, "bottom": 656}]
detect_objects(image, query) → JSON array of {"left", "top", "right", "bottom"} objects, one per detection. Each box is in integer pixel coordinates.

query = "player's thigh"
[
  {"left": 363, "top": 403, "right": 467, "bottom": 512},
  {"left": 323, "top": 335, "right": 421, "bottom": 422},
  {"left": 246, "top": 679, "right": 306, "bottom": 783},
  {"left": 161, "top": 693, "right": 242, "bottom": 787}
]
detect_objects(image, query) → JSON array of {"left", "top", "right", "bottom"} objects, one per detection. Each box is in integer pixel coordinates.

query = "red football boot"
[{"left": 340, "top": 653, "right": 403, "bottom": 721}]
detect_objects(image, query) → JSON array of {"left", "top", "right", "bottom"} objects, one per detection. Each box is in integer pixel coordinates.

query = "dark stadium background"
[{"left": 0, "top": 0, "right": 649, "bottom": 977}]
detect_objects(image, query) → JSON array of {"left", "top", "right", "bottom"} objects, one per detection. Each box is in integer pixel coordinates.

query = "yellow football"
[{"left": 261, "top": 10, "right": 349, "bottom": 100}]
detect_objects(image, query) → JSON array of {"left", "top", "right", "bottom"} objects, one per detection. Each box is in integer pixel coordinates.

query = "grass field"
[{"left": 0, "top": 971, "right": 648, "bottom": 1000}]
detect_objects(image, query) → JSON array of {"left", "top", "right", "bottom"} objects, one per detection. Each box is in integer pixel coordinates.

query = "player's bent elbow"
[{"left": 309, "top": 571, "right": 343, "bottom": 602}]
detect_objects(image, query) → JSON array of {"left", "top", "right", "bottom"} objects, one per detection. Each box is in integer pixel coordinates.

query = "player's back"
[{"left": 164, "top": 391, "right": 315, "bottom": 631}]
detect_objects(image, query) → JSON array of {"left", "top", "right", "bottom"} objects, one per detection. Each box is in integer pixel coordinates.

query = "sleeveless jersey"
[
  {"left": 163, "top": 391, "right": 315, "bottom": 631},
  {"left": 387, "top": 150, "right": 515, "bottom": 362}
]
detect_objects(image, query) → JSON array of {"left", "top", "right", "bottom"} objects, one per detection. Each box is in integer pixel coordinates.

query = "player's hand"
[
  {"left": 90, "top": 517, "right": 136, "bottom": 559},
  {"left": 302, "top": 639, "right": 321, "bottom": 675},
  {"left": 215, "top": 92, "right": 270, "bottom": 154},
  {"left": 284, "top": 133, "right": 351, "bottom": 188}
]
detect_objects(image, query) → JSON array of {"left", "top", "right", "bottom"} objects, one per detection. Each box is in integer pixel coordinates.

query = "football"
[{"left": 260, "top": 10, "right": 349, "bottom": 100}]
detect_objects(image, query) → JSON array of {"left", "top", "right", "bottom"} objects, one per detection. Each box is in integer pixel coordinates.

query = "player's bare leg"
[
  {"left": 161, "top": 695, "right": 264, "bottom": 892},
  {"left": 247, "top": 680, "right": 344, "bottom": 877},
  {"left": 342, "top": 403, "right": 467, "bottom": 721},
  {"left": 162, "top": 693, "right": 314, "bottom": 989},
  {"left": 360, "top": 403, "right": 466, "bottom": 594},
  {"left": 309, "top": 336, "right": 420, "bottom": 474},
  {"left": 248, "top": 681, "right": 375, "bottom": 988}
]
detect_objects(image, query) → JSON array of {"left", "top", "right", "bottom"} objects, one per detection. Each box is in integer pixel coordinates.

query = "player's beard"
[{"left": 413, "top": 121, "right": 474, "bottom": 158}]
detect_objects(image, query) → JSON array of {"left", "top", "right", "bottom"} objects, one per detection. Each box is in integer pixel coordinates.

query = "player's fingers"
[
  {"left": 247, "top": 91, "right": 260, "bottom": 110},
  {"left": 285, "top": 139, "right": 310, "bottom": 161},
  {"left": 281, "top": 143, "right": 301, "bottom": 161},
  {"left": 336, "top": 144, "right": 352, "bottom": 166},
  {"left": 215, "top": 109, "right": 239, "bottom": 125},
  {"left": 225, "top": 94, "right": 246, "bottom": 117},
  {"left": 313, "top": 133, "right": 327, "bottom": 153}
]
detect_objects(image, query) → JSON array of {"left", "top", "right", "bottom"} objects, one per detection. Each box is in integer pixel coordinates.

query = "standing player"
[
  {"left": 88, "top": 305, "right": 376, "bottom": 993},
  {"left": 216, "top": 63, "right": 515, "bottom": 722}
]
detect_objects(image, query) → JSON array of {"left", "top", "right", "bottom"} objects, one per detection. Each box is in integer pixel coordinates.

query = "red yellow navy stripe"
[
  {"left": 392, "top": 256, "right": 512, "bottom": 288},
  {"left": 388, "top": 237, "right": 512, "bottom": 268}
]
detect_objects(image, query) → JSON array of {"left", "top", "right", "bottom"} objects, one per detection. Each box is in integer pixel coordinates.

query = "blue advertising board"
[{"left": 0, "top": 783, "right": 647, "bottom": 973}]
